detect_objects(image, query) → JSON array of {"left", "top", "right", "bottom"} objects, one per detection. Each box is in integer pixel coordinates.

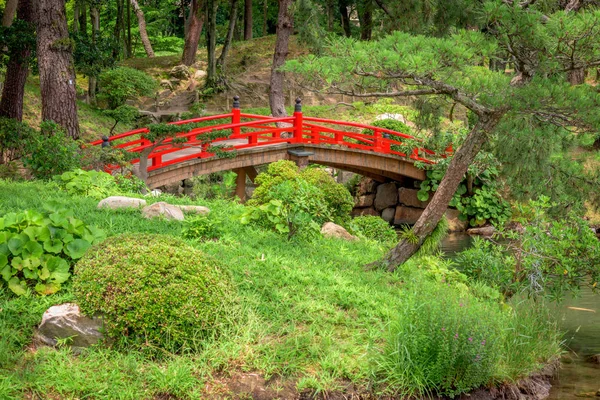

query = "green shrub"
[
  {"left": 73, "top": 234, "right": 237, "bottom": 354},
  {"left": 362, "top": 118, "right": 413, "bottom": 138},
  {"left": 301, "top": 167, "right": 354, "bottom": 220},
  {"left": 114, "top": 172, "right": 148, "bottom": 194},
  {"left": 347, "top": 215, "right": 397, "bottom": 244},
  {"left": 22, "top": 122, "right": 82, "bottom": 180},
  {"left": 0, "top": 118, "right": 36, "bottom": 163},
  {"left": 0, "top": 204, "right": 105, "bottom": 296},
  {"left": 98, "top": 67, "right": 157, "bottom": 109},
  {"left": 182, "top": 215, "right": 222, "bottom": 241},
  {"left": 54, "top": 169, "right": 118, "bottom": 199}
]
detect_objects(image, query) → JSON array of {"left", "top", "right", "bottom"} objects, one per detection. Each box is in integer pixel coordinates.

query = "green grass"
[{"left": 0, "top": 180, "right": 562, "bottom": 399}]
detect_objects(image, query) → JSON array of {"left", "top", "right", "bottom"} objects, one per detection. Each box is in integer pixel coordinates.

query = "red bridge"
[{"left": 92, "top": 97, "right": 448, "bottom": 199}]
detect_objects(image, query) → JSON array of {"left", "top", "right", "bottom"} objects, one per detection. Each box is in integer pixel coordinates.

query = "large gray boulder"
[
  {"left": 142, "top": 202, "right": 185, "bottom": 221},
  {"left": 169, "top": 64, "right": 192, "bottom": 80},
  {"left": 357, "top": 178, "right": 377, "bottom": 195},
  {"left": 381, "top": 207, "right": 396, "bottom": 223},
  {"left": 35, "top": 303, "right": 104, "bottom": 351},
  {"left": 467, "top": 225, "right": 496, "bottom": 236},
  {"left": 321, "top": 222, "right": 357, "bottom": 241},
  {"left": 355, "top": 194, "right": 375, "bottom": 208},
  {"left": 374, "top": 183, "right": 398, "bottom": 211},
  {"left": 97, "top": 196, "right": 147, "bottom": 210}
]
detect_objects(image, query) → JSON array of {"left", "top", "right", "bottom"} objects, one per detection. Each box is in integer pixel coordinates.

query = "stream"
[{"left": 440, "top": 233, "right": 600, "bottom": 399}]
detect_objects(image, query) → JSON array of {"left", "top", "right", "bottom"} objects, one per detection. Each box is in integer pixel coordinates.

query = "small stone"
[
  {"left": 467, "top": 225, "right": 496, "bottom": 236},
  {"left": 382, "top": 207, "right": 395, "bottom": 223},
  {"left": 321, "top": 222, "right": 357, "bottom": 241},
  {"left": 445, "top": 209, "right": 468, "bottom": 232},
  {"left": 34, "top": 303, "right": 104, "bottom": 351},
  {"left": 394, "top": 206, "right": 423, "bottom": 225},
  {"left": 169, "top": 64, "right": 192, "bottom": 80},
  {"left": 159, "top": 80, "right": 173, "bottom": 90},
  {"left": 355, "top": 194, "right": 375, "bottom": 208},
  {"left": 177, "top": 205, "right": 210, "bottom": 215},
  {"left": 374, "top": 183, "right": 398, "bottom": 211},
  {"left": 98, "top": 196, "right": 147, "bottom": 210},
  {"left": 142, "top": 202, "right": 185, "bottom": 221},
  {"left": 194, "top": 69, "right": 207, "bottom": 79}
]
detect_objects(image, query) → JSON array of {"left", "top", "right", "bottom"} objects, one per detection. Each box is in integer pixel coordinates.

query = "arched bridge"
[{"left": 92, "top": 97, "right": 450, "bottom": 198}]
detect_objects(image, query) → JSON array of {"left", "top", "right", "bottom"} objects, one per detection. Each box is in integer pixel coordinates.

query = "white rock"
[
  {"left": 142, "top": 202, "right": 185, "bottom": 221},
  {"left": 321, "top": 222, "right": 357, "bottom": 241},
  {"left": 98, "top": 196, "right": 147, "bottom": 210},
  {"left": 375, "top": 113, "right": 407, "bottom": 123},
  {"left": 35, "top": 303, "right": 104, "bottom": 350}
]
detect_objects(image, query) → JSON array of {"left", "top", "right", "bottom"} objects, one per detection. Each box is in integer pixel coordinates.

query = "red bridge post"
[
  {"left": 293, "top": 98, "right": 303, "bottom": 143},
  {"left": 232, "top": 96, "right": 241, "bottom": 136}
]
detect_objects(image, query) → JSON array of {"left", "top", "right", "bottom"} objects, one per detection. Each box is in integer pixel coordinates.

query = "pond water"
[{"left": 439, "top": 233, "right": 600, "bottom": 398}]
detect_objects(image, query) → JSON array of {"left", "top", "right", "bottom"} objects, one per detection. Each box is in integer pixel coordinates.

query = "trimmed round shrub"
[
  {"left": 348, "top": 215, "right": 397, "bottom": 244},
  {"left": 362, "top": 118, "right": 413, "bottom": 138},
  {"left": 73, "top": 234, "right": 236, "bottom": 354}
]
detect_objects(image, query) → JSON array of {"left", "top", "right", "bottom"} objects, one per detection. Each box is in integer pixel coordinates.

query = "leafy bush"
[
  {"left": 103, "top": 104, "right": 139, "bottom": 134},
  {"left": 73, "top": 234, "right": 237, "bottom": 354},
  {"left": 98, "top": 67, "right": 157, "bottom": 109},
  {"left": 457, "top": 196, "right": 600, "bottom": 301},
  {"left": 182, "top": 215, "right": 222, "bottom": 241},
  {"left": 0, "top": 204, "right": 105, "bottom": 296},
  {"left": 248, "top": 161, "right": 354, "bottom": 224},
  {"left": 0, "top": 118, "right": 36, "bottom": 163},
  {"left": 54, "top": 169, "right": 117, "bottom": 199},
  {"left": 114, "top": 172, "right": 148, "bottom": 194},
  {"left": 347, "top": 215, "right": 397, "bottom": 244},
  {"left": 375, "top": 260, "right": 560, "bottom": 398},
  {"left": 362, "top": 118, "right": 413, "bottom": 138},
  {"left": 22, "top": 122, "right": 82, "bottom": 180},
  {"left": 455, "top": 237, "right": 516, "bottom": 296}
]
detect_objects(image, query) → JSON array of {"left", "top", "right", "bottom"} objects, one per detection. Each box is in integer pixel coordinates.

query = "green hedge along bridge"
[{"left": 91, "top": 97, "right": 450, "bottom": 200}]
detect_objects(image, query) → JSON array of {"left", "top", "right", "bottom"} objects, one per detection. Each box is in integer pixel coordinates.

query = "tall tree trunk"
[
  {"left": 2, "top": 0, "right": 18, "bottom": 26},
  {"left": 127, "top": 0, "right": 132, "bottom": 57},
  {"left": 379, "top": 112, "right": 504, "bottom": 271},
  {"left": 262, "top": 0, "right": 267, "bottom": 35},
  {"left": 78, "top": 2, "right": 87, "bottom": 34},
  {"left": 339, "top": 0, "right": 351, "bottom": 37},
  {"left": 269, "top": 0, "right": 294, "bottom": 118},
  {"left": 0, "top": 0, "right": 34, "bottom": 121},
  {"left": 217, "top": 0, "right": 239, "bottom": 69},
  {"left": 89, "top": 6, "right": 100, "bottom": 105},
  {"left": 326, "top": 0, "right": 334, "bottom": 31},
  {"left": 113, "top": 0, "right": 124, "bottom": 58},
  {"left": 130, "top": 0, "right": 154, "bottom": 57},
  {"left": 205, "top": 0, "right": 218, "bottom": 86},
  {"left": 72, "top": 3, "right": 80, "bottom": 32},
  {"left": 568, "top": 67, "right": 585, "bottom": 85},
  {"left": 244, "top": 0, "right": 252, "bottom": 40},
  {"left": 182, "top": 0, "right": 205, "bottom": 66},
  {"left": 357, "top": 0, "right": 372, "bottom": 40},
  {"left": 37, "top": 0, "right": 80, "bottom": 139}
]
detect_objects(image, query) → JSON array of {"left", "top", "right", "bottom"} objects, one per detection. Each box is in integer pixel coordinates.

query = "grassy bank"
[{"left": 0, "top": 179, "right": 562, "bottom": 399}]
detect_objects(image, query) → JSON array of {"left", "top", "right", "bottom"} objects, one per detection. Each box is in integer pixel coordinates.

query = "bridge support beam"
[
  {"left": 288, "top": 149, "right": 314, "bottom": 169},
  {"left": 234, "top": 168, "right": 247, "bottom": 202}
]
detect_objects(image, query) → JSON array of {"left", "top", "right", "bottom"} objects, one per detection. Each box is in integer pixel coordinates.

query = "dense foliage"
[
  {"left": 456, "top": 197, "right": 600, "bottom": 301},
  {"left": 243, "top": 161, "right": 354, "bottom": 238},
  {"left": 0, "top": 204, "right": 105, "bottom": 296},
  {"left": 73, "top": 234, "right": 237, "bottom": 354},
  {"left": 347, "top": 215, "right": 397, "bottom": 244},
  {"left": 98, "top": 67, "right": 157, "bottom": 109}
]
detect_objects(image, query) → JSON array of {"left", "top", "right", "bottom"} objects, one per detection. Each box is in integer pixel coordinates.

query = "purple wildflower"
[
  {"left": 468, "top": 337, "right": 473, "bottom": 342},
  {"left": 481, "top": 340, "right": 486, "bottom": 346},
  {"left": 454, "top": 333, "right": 459, "bottom": 339},
  {"left": 441, "top": 327, "right": 446, "bottom": 331}
]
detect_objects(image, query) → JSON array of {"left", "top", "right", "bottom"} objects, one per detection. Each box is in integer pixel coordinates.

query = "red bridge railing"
[{"left": 91, "top": 97, "right": 449, "bottom": 173}]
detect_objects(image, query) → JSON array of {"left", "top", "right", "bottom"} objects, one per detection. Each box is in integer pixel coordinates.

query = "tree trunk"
[
  {"left": 0, "top": 0, "right": 34, "bottom": 121},
  {"left": 568, "top": 67, "right": 585, "bottom": 85},
  {"left": 339, "top": 0, "right": 351, "bottom": 37},
  {"left": 2, "top": 0, "right": 18, "bottom": 26},
  {"left": 181, "top": 0, "right": 205, "bottom": 66},
  {"left": 89, "top": 6, "right": 100, "bottom": 105},
  {"left": 205, "top": 0, "right": 218, "bottom": 86},
  {"left": 78, "top": 2, "right": 87, "bottom": 34},
  {"left": 130, "top": 0, "right": 154, "bottom": 57},
  {"left": 358, "top": 0, "right": 372, "bottom": 40},
  {"left": 269, "top": 0, "right": 294, "bottom": 118},
  {"left": 217, "top": 0, "right": 239, "bottom": 69},
  {"left": 326, "top": 0, "right": 334, "bottom": 30},
  {"left": 126, "top": 0, "right": 132, "bottom": 57},
  {"left": 244, "top": 0, "right": 252, "bottom": 40},
  {"left": 380, "top": 112, "right": 504, "bottom": 271},
  {"left": 72, "top": 3, "right": 80, "bottom": 32},
  {"left": 113, "top": 0, "right": 124, "bottom": 58},
  {"left": 37, "top": 0, "right": 80, "bottom": 139},
  {"left": 262, "top": 0, "right": 267, "bottom": 36}
]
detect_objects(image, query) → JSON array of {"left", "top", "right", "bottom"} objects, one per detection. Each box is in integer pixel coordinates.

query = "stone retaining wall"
[{"left": 351, "top": 178, "right": 468, "bottom": 232}]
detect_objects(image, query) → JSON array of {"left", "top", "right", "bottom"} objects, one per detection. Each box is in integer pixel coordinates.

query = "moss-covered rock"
[{"left": 72, "top": 234, "right": 236, "bottom": 354}]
